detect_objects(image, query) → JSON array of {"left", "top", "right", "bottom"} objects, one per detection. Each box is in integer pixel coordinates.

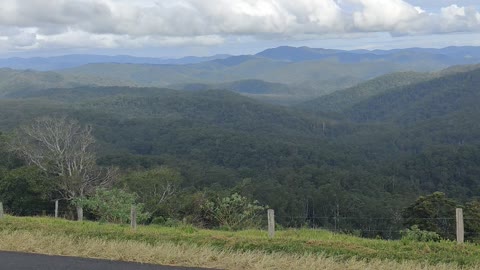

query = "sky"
[{"left": 0, "top": 0, "right": 480, "bottom": 58}]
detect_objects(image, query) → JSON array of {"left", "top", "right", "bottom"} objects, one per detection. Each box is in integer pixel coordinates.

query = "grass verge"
[{"left": 1, "top": 216, "right": 480, "bottom": 269}]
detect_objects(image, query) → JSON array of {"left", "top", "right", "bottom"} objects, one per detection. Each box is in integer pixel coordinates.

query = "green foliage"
[
  {"left": 298, "top": 71, "right": 432, "bottom": 113},
  {"left": 402, "top": 192, "right": 457, "bottom": 240},
  {"left": 151, "top": 216, "right": 183, "bottom": 227},
  {"left": 404, "top": 193, "right": 480, "bottom": 242},
  {"left": 121, "top": 167, "right": 182, "bottom": 215},
  {"left": 0, "top": 166, "right": 55, "bottom": 215},
  {"left": 401, "top": 225, "right": 442, "bottom": 242},
  {"left": 463, "top": 200, "right": 480, "bottom": 241},
  {"left": 82, "top": 188, "right": 150, "bottom": 224},
  {"left": 203, "top": 193, "right": 266, "bottom": 230},
  {"left": 2, "top": 66, "right": 480, "bottom": 237}
]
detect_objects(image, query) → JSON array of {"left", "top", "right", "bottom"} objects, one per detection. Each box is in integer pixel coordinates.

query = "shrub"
[
  {"left": 151, "top": 216, "right": 182, "bottom": 227},
  {"left": 81, "top": 188, "right": 150, "bottom": 224},
  {"left": 401, "top": 225, "right": 442, "bottom": 242},
  {"left": 203, "top": 193, "right": 266, "bottom": 231}
]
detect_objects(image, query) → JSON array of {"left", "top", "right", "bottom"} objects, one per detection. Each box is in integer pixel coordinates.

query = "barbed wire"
[
  {"left": 4, "top": 207, "right": 480, "bottom": 239},
  {"left": 276, "top": 216, "right": 462, "bottom": 221}
]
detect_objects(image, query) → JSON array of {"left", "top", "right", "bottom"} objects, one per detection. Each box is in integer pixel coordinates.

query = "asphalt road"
[{"left": 0, "top": 251, "right": 210, "bottom": 270}]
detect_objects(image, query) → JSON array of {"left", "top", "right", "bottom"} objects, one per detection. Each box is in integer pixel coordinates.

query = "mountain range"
[
  {"left": 1, "top": 50, "right": 480, "bottom": 228},
  {"left": 2, "top": 46, "right": 480, "bottom": 105}
]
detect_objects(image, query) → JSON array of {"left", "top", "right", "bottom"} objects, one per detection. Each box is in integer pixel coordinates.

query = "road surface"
[{"left": 0, "top": 251, "right": 210, "bottom": 270}]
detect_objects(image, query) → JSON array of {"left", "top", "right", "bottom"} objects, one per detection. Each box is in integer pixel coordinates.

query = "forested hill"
[
  {"left": 297, "top": 71, "right": 434, "bottom": 113},
  {"left": 32, "top": 87, "right": 328, "bottom": 137},
  {"left": 0, "top": 68, "right": 136, "bottom": 97},
  {"left": 6, "top": 47, "right": 480, "bottom": 106},
  {"left": 345, "top": 67, "right": 480, "bottom": 124},
  {"left": 2, "top": 64, "right": 480, "bottom": 232}
]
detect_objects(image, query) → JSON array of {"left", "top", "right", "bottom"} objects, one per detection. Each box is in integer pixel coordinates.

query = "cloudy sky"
[{"left": 1, "top": 0, "right": 480, "bottom": 57}]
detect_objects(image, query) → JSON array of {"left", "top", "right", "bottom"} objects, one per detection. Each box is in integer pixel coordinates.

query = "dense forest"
[{"left": 1, "top": 63, "right": 480, "bottom": 238}]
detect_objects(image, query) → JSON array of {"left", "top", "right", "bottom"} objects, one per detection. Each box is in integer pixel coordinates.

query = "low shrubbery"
[{"left": 401, "top": 225, "right": 442, "bottom": 242}]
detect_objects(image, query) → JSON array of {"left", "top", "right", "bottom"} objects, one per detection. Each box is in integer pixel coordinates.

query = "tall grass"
[
  {"left": 1, "top": 216, "right": 480, "bottom": 269},
  {"left": 0, "top": 230, "right": 475, "bottom": 270}
]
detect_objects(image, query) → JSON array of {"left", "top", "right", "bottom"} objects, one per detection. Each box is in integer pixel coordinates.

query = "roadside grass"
[{"left": 1, "top": 216, "right": 480, "bottom": 269}]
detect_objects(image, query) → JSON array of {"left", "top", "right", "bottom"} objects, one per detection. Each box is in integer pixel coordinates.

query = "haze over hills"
[
  {"left": 55, "top": 46, "right": 480, "bottom": 102},
  {"left": 2, "top": 46, "right": 480, "bottom": 105},
  {"left": 4, "top": 46, "right": 480, "bottom": 71},
  {"left": 0, "top": 68, "right": 137, "bottom": 97},
  {"left": 0, "top": 54, "right": 232, "bottom": 71},
  {"left": 298, "top": 63, "right": 480, "bottom": 114}
]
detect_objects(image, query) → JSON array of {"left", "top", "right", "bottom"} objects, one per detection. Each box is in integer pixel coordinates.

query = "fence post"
[
  {"left": 456, "top": 208, "right": 464, "bottom": 244},
  {"left": 55, "top": 200, "right": 59, "bottom": 218},
  {"left": 0, "top": 202, "right": 3, "bottom": 219},
  {"left": 130, "top": 205, "right": 137, "bottom": 230},
  {"left": 77, "top": 206, "right": 83, "bottom": 222},
  {"left": 268, "top": 209, "right": 275, "bottom": 238}
]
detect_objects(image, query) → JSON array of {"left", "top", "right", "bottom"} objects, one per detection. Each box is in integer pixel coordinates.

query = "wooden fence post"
[
  {"left": 268, "top": 209, "right": 275, "bottom": 238},
  {"left": 0, "top": 202, "right": 4, "bottom": 219},
  {"left": 77, "top": 206, "right": 83, "bottom": 222},
  {"left": 55, "top": 200, "right": 59, "bottom": 218},
  {"left": 131, "top": 205, "right": 137, "bottom": 230},
  {"left": 456, "top": 208, "right": 464, "bottom": 244}
]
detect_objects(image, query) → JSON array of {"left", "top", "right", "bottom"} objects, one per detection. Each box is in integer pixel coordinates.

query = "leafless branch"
[{"left": 10, "top": 116, "right": 117, "bottom": 201}]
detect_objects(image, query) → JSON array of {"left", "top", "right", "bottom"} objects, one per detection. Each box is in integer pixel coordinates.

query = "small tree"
[
  {"left": 203, "top": 193, "right": 266, "bottom": 230},
  {"left": 10, "top": 116, "right": 117, "bottom": 220},
  {"left": 122, "top": 167, "right": 182, "bottom": 215},
  {"left": 403, "top": 192, "right": 457, "bottom": 239},
  {"left": 81, "top": 188, "right": 149, "bottom": 224},
  {"left": 464, "top": 200, "right": 480, "bottom": 241}
]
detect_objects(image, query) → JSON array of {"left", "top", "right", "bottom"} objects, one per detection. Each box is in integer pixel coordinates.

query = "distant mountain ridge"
[
  {"left": 0, "top": 54, "right": 232, "bottom": 71},
  {"left": 3, "top": 46, "right": 480, "bottom": 72},
  {"left": 2, "top": 46, "right": 480, "bottom": 105},
  {"left": 255, "top": 46, "right": 480, "bottom": 65}
]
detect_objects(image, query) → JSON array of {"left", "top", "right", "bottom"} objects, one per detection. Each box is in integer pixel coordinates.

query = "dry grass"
[{"left": 0, "top": 230, "right": 477, "bottom": 270}]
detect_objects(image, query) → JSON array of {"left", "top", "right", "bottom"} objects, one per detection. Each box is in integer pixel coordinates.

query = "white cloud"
[
  {"left": 0, "top": 0, "right": 479, "bottom": 51},
  {"left": 347, "top": 0, "right": 423, "bottom": 33}
]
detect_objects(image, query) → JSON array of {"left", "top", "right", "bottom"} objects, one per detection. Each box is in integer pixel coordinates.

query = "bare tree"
[{"left": 10, "top": 116, "right": 117, "bottom": 220}]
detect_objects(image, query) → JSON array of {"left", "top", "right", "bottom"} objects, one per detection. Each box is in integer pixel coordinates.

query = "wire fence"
[
  {"left": 3, "top": 203, "right": 480, "bottom": 241},
  {"left": 273, "top": 212, "right": 480, "bottom": 241}
]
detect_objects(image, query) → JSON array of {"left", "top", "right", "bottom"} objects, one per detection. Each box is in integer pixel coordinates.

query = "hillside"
[
  {"left": 298, "top": 71, "right": 433, "bottom": 113},
  {"left": 60, "top": 57, "right": 446, "bottom": 87},
  {"left": 169, "top": 79, "right": 293, "bottom": 95},
  {"left": 3, "top": 66, "right": 480, "bottom": 234},
  {"left": 0, "top": 68, "right": 135, "bottom": 97},
  {"left": 345, "top": 67, "right": 480, "bottom": 125},
  {"left": 0, "top": 69, "right": 77, "bottom": 96},
  {"left": 298, "top": 64, "right": 480, "bottom": 114},
  {"left": 168, "top": 79, "right": 312, "bottom": 105},
  {"left": 56, "top": 56, "right": 447, "bottom": 105},
  {"left": 5, "top": 46, "right": 480, "bottom": 105}
]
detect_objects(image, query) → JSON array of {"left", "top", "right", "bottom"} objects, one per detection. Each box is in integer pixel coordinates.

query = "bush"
[
  {"left": 203, "top": 193, "right": 266, "bottom": 231},
  {"left": 151, "top": 216, "right": 167, "bottom": 225},
  {"left": 401, "top": 225, "right": 442, "bottom": 242},
  {"left": 81, "top": 188, "right": 150, "bottom": 224},
  {"left": 150, "top": 216, "right": 182, "bottom": 227}
]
